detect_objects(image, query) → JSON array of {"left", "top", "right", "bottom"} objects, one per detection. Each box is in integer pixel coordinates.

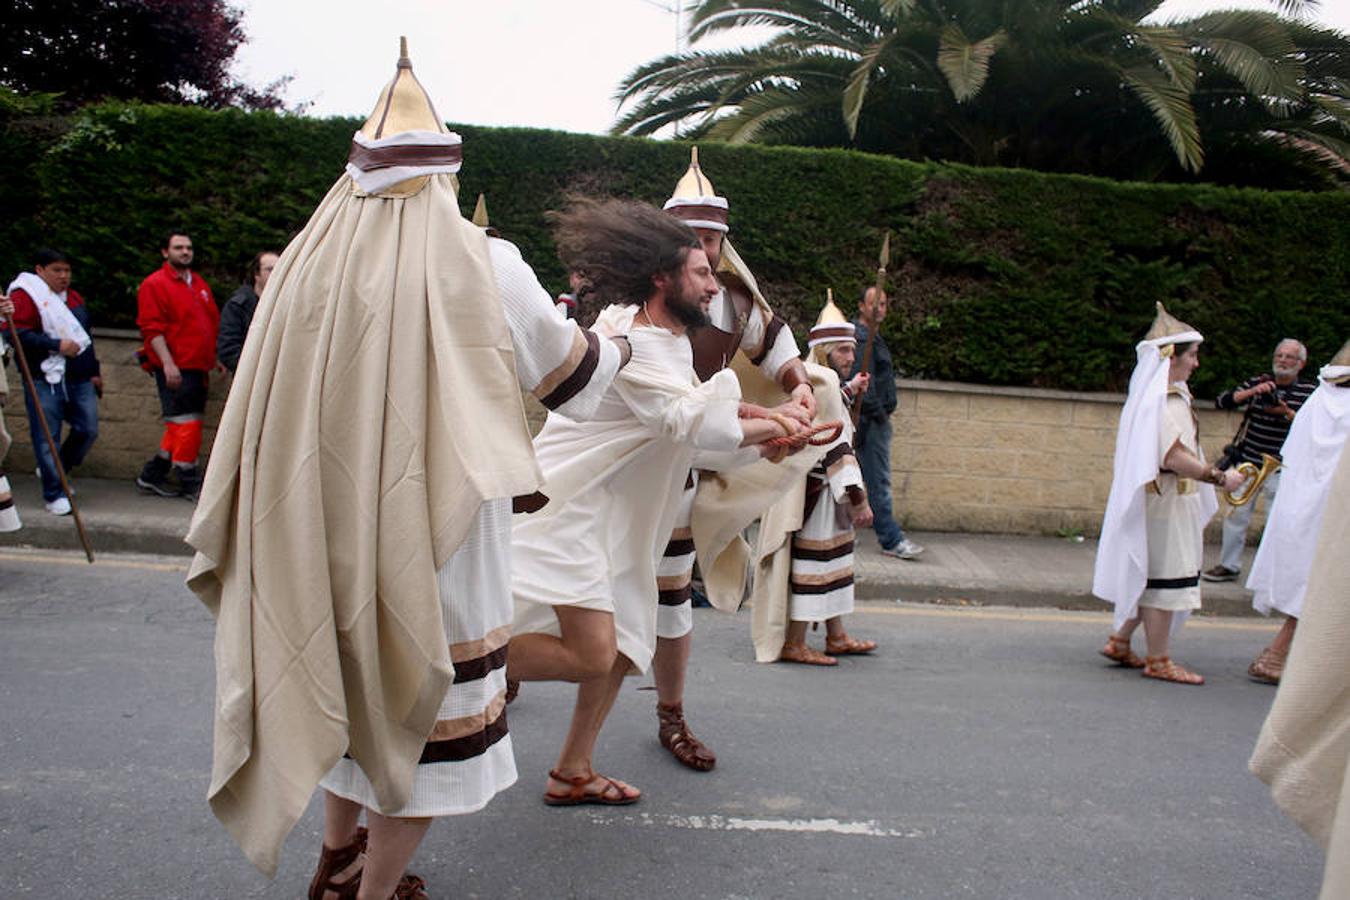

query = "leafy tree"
[
  {"left": 612, "top": 0, "right": 1350, "bottom": 188},
  {"left": 0, "top": 0, "right": 287, "bottom": 110}
]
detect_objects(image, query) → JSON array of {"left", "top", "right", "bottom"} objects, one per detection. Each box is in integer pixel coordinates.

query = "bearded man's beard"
[
  {"left": 1274, "top": 365, "right": 1299, "bottom": 379},
  {"left": 669, "top": 281, "right": 711, "bottom": 331}
]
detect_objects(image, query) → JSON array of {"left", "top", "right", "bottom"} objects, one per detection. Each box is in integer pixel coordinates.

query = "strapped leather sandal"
[
  {"left": 543, "top": 768, "right": 641, "bottom": 806},
  {"left": 1142, "top": 656, "right": 1204, "bottom": 685},
  {"left": 1099, "top": 633, "right": 1145, "bottom": 669},
  {"left": 657, "top": 701, "right": 716, "bottom": 771},
  {"left": 1247, "top": 647, "right": 1286, "bottom": 685},
  {"left": 309, "top": 827, "right": 367, "bottom": 900},
  {"left": 825, "top": 633, "right": 877, "bottom": 655},
  {"left": 779, "top": 641, "right": 837, "bottom": 666},
  {"left": 308, "top": 827, "right": 427, "bottom": 900}
]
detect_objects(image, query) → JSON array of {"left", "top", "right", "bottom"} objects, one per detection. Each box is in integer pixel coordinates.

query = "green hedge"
[{"left": 2, "top": 103, "right": 1347, "bottom": 397}]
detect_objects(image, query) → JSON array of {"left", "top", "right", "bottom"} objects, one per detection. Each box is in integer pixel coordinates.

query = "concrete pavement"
[{"left": 0, "top": 472, "right": 1261, "bottom": 617}]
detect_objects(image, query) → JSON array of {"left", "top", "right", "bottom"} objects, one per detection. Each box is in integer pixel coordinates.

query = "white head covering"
[
  {"left": 805, "top": 289, "right": 855, "bottom": 367},
  {"left": 1092, "top": 303, "right": 1214, "bottom": 630}
]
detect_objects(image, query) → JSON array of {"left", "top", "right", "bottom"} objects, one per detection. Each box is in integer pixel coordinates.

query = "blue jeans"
[
  {"left": 23, "top": 378, "right": 99, "bottom": 502},
  {"left": 855, "top": 414, "right": 905, "bottom": 550}
]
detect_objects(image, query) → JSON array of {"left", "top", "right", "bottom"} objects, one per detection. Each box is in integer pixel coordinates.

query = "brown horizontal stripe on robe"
[
  {"left": 791, "top": 538, "right": 855, "bottom": 562},
  {"left": 790, "top": 573, "right": 855, "bottom": 595},
  {"left": 536, "top": 330, "right": 601, "bottom": 411}
]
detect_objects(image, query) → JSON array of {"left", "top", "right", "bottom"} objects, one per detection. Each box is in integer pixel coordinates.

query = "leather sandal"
[
  {"left": 825, "top": 633, "right": 877, "bottom": 655},
  {"left": 657, "top": 701, "right": 716, "bottom": 771},
  {"left": 1247, "top": 647, "right": 1286, "bottom": 685},
  {"left": 308, "top": 827, "right": 367, "bottom": 900},
  {"left": 543, "top": 768, "right": 641, "bottom": 806},
  {"left": 1142, "top": 656, "right": 1204, "bottom": 685},
  {"left": 308, "top": 827, "right": 426, "bottom": 900},
  {"left": 779, "top": 641, "right": 837, "bottom": 666},
  {"left": 1100, "top": 633, "right": 1145, "bottom": 669}
]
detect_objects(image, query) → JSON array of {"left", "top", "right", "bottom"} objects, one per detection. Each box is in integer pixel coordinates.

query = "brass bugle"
[{"left": 1224, "top": 453, "right": 1281, "bottom": 506}]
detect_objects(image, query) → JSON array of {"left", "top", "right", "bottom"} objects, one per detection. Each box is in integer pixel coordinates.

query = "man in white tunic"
[
  {"left": 509, "top": 198, "right": 796, "bottom": 805},
  {"left": 780, "top": 295, "right": 878, "bottom": 665},
  {"left": 1092, "top": 303, "right": 1243, "bottom": 685},
  {"left": 185, "top": 42, "right": 629, "bottom": 899},
  {"left": 1244, "top": 337, "right": 1350, "bottom": 683},
  {"left": 649, "top": 148, "right": 815, "bottom": 770}
]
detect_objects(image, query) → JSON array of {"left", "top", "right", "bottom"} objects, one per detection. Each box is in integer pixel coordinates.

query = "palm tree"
[{"left": 611, "top": 0, "right": 1350, "bottom": 186}]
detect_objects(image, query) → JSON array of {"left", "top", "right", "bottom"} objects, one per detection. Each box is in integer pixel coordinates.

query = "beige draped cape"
[
  {"left": 185, "top": 173, "right": 541, "bottom": 876},
  {"left": 690, "top": 357, "right": 845, "bottom": 661},
  {"left": 1249, "top": 444, "right": 1350, "bottom": 899}
]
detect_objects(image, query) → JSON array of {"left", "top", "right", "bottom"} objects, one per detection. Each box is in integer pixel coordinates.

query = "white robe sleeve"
[
  {"left": 615, "top": 330, "right": 743, "bottom": 452},
  {"left": 488, "top": 237, "right": 619, "bottom": 422}
]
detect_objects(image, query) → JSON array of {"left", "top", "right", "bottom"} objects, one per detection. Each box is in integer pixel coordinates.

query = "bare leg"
[
  {"left": 784, "top": 620, "right": 809, "bottom": 645},
  {"left": 547, "top": 656, "right": 640, "bottom": 801},
  {"left": 323, "top": 790, "right": 362, "bottom": 849},
  {"left": 1269, "top": 616, "right": 1298, "bottom": 655},
  {"left": 357, "top": 812, "right": 432, "bottom": 900},
  {"left": 508, "top": 606, "right": 616, "bottom": 683},
  {"left": 1114, "top": 616, "right": 1141, "bottom": 642},
  {"left": 1139, "top": 607, "right": 1173, "bottom": 658},
  {"left": 653, "top": 633, "right": 691, "bottom": 706},
  {"left": 824, "top": 616, "right": 845, "bottom": 639}
]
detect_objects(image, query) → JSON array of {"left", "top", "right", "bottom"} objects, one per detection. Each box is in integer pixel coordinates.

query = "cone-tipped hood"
[
  {"left": 472, "top": 193, "right": 490, "bottom": 228},
  {"left": 361, "top": 37, "right": 445, "bottom": 138},
  {"left": 345, "top": 38, "right": 463, "bottom": 196},
  {"left": 808, "top": 288, "right": 855, "bottom": 348},
  {"left": 663, "top": 146, "right": 729, "bottom": 233},
  {"left": 1143, "top": 302, "right": 1203, "bottom": 355}
]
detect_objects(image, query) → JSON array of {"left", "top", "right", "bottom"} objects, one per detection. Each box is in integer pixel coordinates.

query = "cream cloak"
[
  {"left": 1250, "top": 444, "right": 1350, "bottom": 899},
  {"left": 184, "top": 173, "right": 542, "bottom": 876}
]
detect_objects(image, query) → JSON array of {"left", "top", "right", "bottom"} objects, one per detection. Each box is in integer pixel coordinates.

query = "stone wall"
[
  {"left": 889, "top": 379, "right": 1260, "bottom": 538},
  {"left": 3, "top": 331, "right": 227, "bottom": 477},
  {"left": 4, "top": 334, "right": 1267, "bottom": 538}
]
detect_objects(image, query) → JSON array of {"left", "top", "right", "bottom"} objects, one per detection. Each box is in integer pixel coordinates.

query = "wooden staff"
[
  {"left": 3, "top": 309, "right": 95, "bottom": 562},
  {"left": 851, "top": 231, "right": 890, "bottom": 428}
]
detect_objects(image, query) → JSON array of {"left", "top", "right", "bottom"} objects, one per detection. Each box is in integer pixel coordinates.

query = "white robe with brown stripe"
[{"left": 790, "top": 431, "right": 863, "bottom": 623}]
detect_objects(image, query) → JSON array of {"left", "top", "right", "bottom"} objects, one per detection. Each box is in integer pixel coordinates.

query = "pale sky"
[{"left": 233, "top": 0, "right": 1350, "bottom": 134}]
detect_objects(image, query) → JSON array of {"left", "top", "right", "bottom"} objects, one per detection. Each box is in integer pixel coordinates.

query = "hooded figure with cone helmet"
[
  {"left": 1091, "top": 303, "right": 1244, "bottom": 686},
  {"left": 185, "top": 38, "right": 632, "bottom": 896}
]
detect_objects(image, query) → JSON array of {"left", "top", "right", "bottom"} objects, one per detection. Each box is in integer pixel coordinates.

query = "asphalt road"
[{"left": 0, "top": 547, "right": 1321, "bottom": 900}]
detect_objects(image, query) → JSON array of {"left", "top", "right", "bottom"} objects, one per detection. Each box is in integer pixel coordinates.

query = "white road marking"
[{"left": 587, "top": 811, "right": 924, "bottom": 838}]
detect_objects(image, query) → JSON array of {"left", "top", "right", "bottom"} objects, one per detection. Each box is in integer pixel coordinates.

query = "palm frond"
[
  {"left": 1122, "top": 63, "right": 1204, "bottom": 171},
  {"left": 704, "top": 85, "right": 829, "bottom": 143},
  {"left": 842, "top": 32, "right": 895, "bottom": 135},
  {"left": 1257, "top": 126, "right": 1350, "bottom": 175},
  {"left": 1178, "top": 11, "right": 1302, "bottom": 106},
  {"left": 936, "top": 24, "right": 1008, "bottom": 102}
]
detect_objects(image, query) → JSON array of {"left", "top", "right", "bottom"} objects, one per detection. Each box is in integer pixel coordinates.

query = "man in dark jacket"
[
  {"left": 216, "top": 250, "right": 278, "bottom": 373},
  {"left": 5, "top": 248, "right": 101, "bottom": 515},
  {"left": 850, "top": 286, "right": 923, "bottom": 559}
]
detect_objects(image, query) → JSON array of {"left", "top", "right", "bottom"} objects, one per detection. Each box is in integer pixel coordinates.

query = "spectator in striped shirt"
[{"left": 1203, "top": 339, "right": 1315, "bottom": 582}]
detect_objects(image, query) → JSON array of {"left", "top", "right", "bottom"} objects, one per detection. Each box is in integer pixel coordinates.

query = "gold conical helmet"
[
  {"left": 808, "top": 288, "right": 856, "bottom": 348},
  {"left": 346, "top": 37, "right": 463, "bottom": 197},
  {"left": 1323, "top": 335, "right": 1350, "bottom": 384},
  {"left": 361, "top": 37, "right": 445, "bottom": 138},
  {"left": 1144, "top": 302, "right": 1202, "bottom": 352},
  {"left": 472, "top": 193, "right": 490, "bottom": 228},
  {"left": 663, "top": 146, "right": 729, "bottom": 233}
]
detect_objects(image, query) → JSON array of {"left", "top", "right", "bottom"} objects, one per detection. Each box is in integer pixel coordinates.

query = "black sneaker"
[
  {"left": 136, "top": 456, "right": 178, "bottom": 497},
  {"left": 1201, "top": 565, "right": 1239, "bottom": 582},
  {"left": 173, "top": 465, "right": 202, "bottom": 502}
]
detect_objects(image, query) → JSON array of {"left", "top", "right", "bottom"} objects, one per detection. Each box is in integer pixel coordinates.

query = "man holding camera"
[{"left": 1202, "top": 339, "right": 1314, "bottom": 582}]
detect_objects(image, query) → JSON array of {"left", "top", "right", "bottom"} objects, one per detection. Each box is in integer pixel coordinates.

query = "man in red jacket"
[{"left": 135, "top": 231, "right": 219, "bottom": 500}]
